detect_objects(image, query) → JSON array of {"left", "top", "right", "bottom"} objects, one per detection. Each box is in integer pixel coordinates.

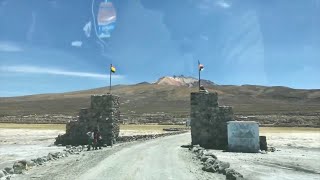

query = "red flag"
[{"left": 198, "top": 63, "right": 204, "bottom": 71}]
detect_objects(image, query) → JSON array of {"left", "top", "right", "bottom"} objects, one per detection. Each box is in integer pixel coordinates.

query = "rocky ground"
[
  {"left": 0, "top": 129, "right": 65, "bottom": 170},
  {"left": 5, "top": 133, "right": 223, "bottom": 180},
  {"left": 0, "top": 115, "right": 73, "bottom": 124},
  {"left": 0, "top": 127, "right": 177, "bottom": 170},
  {"left": 236, "top": 114, "right": 320, "bottom": 128},
  {"left": 211, "top": 147, "right": 320, "bottom": 180},
  {"left": 188, "top": 129, "right": 320, "bottom": 180},
  {"left": 1, "top": 113, "right": 319, "bottom": 127},
  {"left": 189, "top": 144, "right": 320, "bottom": 180},
  {"left": 0, "top": 128, "right": 185, "bottom": 169},
  {"left": 1, "top": 128, "right": 319, "bottom": 180}
]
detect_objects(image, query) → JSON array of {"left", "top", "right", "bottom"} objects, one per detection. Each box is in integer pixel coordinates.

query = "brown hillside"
[{"left": 0, "top": 83, "right": 319, "bottom": 117}]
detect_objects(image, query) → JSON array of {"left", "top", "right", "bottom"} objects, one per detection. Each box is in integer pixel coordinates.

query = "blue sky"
[{"left": 0, "top": 0, "right": 319, "bottom": 97}]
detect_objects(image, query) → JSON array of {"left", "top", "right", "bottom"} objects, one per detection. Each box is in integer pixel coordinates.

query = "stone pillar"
[
  {"left": 190, "top": 92, "right": 234, "bottom": 149},
  {"left": 91, "top": 94, "right": 120, "bottom": 145},
  {"left": 259, "top": 136, "right": 267, "bottom": 151},
  {"left": 79, "top": 108, "right": 90, "bottom": 122},
  {"left": 55, "top": 94, "right": 120, "bottom": 146}
]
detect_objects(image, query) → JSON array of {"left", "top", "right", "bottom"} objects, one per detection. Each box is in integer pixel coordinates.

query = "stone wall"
[
  {"left": 129, "top": 113, "right": 174, "bottom": 124},
  {"left": 0, "top": 114, "right": 74, "bottom": 124},
  {"left": 55, "top": 94, "right": 120, "bottom": 146},
  {"left": 235, "top": 114, "right": 320, "bottom": 128},
  {"left": 190, "top": 92, "right": 234, "bottom": 149}
]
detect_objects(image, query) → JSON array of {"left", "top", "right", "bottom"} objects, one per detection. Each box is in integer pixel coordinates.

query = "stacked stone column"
[
  {"left": 55, "top": 94, "right": 120, "bottom": 146},
  {"left": 90, "top": 95, "right": 120, "bottom": 145},
  {"left": 191, "top": 92, "right": 234, "bottom": 149}
]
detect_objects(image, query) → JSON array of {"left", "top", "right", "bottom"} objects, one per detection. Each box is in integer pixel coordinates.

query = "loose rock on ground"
[
  {"left": 226, "top": 168, "right": 244, "bottom": 180},
  {"left": 188, "top": 144, "right": 244, "bottom": 179},
  {"left": 0, "top": 171, "right": 5, "bottom": 178}
]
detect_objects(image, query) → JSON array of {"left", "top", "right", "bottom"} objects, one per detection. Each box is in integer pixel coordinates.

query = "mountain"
[
  {"left": 0, "top": 77, "right": 319, "bottom": 118},
  {"left": 154, "top": 76, "right": 216, "bottom": 87}
]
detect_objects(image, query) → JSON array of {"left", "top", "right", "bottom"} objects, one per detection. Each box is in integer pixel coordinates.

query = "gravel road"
[
  {"left": 10, "top": 132, "right": 320, "bottom": 180},
  {"left": 12, "top": 133, "right": 223, "bottom": 180}
]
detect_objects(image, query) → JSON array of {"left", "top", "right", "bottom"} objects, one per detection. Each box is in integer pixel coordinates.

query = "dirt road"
[
  {"left": 11, "top": 132, "right": 320, "bottom": 180},
  {"left": 12, "top": 133, "right": 224, "bottom": 180}
]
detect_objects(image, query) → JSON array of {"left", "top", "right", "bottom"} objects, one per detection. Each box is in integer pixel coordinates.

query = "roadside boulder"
[
  {"left": 200, "top": 155, "right": 212, "bottom": 162},
  {"left": 32, "top": 157, "right": 45, "bottom": 165},
  {"left": 260, "top": 150, "right": 267, "bottom": 154},
  {"left": 13, "top": 160, "right": 28, "bottom": 174},
  {"left": 64, "top": 152, "right": 69, "bottom": 157},
  {"left": 180, "top": 144, "right": 192, "bottom": 148},
  {"left": 218, "top": 161, "right": 230, "bottom": 174},
  {"left": 51, "top": 152, "right": 63, "bottom": 159},
  {"left": 268, "top": 147, "right": 276, "bottom": 152},
  {"left": 42, "top": 156, "right": 48, "bottom": 162},
  {"left": 47, "top": 153, "right": 54, "bottom": 161},
  {"left": 203, "top": 159, "right": 222, "bottom": 172},
  {"left": 26, "top": 160, "right": 36, "bottom": 168},
  {"left": 197, "top": 149, "right": 205, "bottom": 158},
  {"left": 77, "top": 146, "right": 83, "bottom": 152},
  {"left": 202, "top": 164, "right": 217, "bottom": 173},
  {"left": 202, "top": 158, "right": 219, "bottom": 172},
  {"left": 2, "top": 170, "right": 7, "bottom": 176},
  {"left": 191, "top": 145, "right": 204, "bottom": 153},
  {"left": 54, "top": 152, "right": 61, "bottom": 158},
  {"left": 203, "top": 151, "right": 217, "bottom": 159},
  {"left": 226, "top": 168, "right": 244, "bottom": 180},
  {"left": 34, "top": 156, "right": 48, "bottom": 165},
  {"left": 4, "top": 167, "right": 13, "bottom": 174},
  {"left": 0, "top": 170, "right": 5, "bottom": 178},
  {"left": 204, "top": 157, "right": 217, "bottom": 165}
]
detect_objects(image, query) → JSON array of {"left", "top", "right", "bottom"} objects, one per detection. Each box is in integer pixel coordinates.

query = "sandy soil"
[
  {"left": 211, "top": 129, "right": 320, "bottom": 180},
  {"left": 118, "top": 130, "right": 167, "bottom": 136},
  {"left": 260, "top": 130, "right": 320, "bottom": 149},
  {"left": 1, "top": 128, "right": 320, "bottom": 180},
  {"left": 9, "top": 132, "right": 320, "bottom": 180},
  {"left": 0, "top": 128, "right": 167, "bottom": 170},
  {"left": 0, "top": 129, "right": 65, "bottom": 170}
]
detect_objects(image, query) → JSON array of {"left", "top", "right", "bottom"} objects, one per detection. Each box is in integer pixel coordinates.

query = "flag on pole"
[
  {"left": 198, "top": 61, "right": 204, "bottom": 71},
  {"left": 110, "top": 65, "right": 116, "bottom": 73},
  {"left": 109, "top": 64, "right": 116, "bottom": 94},
  {"left": 198, "top": 60, "right": 204, "bottom": 91}
]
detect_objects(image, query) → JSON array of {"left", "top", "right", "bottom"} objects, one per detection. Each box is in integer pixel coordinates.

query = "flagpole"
[
  {"left": 198, "top": 60, "right": 201, "bottom": 91},
  {"left": 109, "top": 63, "right": 112, "bottom": 94}
]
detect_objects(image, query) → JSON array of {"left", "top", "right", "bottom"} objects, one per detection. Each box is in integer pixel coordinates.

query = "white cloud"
[
  {"left": 83, "top": 21, "right": 92, "bottom": 38},
  {"left": 197, "top": 0, "right": 231, "bottom": 13},
  {"left": 0, "top": 65, "right": 123, "bottom": 79},
  {"left": 27, "top": 11, "right": 37, "bottom": 42},
  {"left": 0, "top": 42, "right": 23, "bottom": 52},
  {"left": 71, "top": 41, "right": 83, "bottom": 47},
  {"left": 216, "top": 0, "right": 231, "bottom": 8}
]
